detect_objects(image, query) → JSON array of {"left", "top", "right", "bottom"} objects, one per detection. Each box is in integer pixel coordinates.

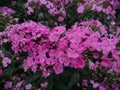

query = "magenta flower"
[
  {"left": 2, "top": 57, "right": 11, "bottom": 67},
  {"left": 77, "top": 5, "right": 84, "bottom": 14},
  {"left": 27, "top": 7, "right": 34, "bottom": 15},
  {"left": 40, "top": 82, "right": 48, "bottom": 88},
  {"left": 53, "top": 63, "right": 63, "bottom": 74},
  {"left": 49, "top": 33, "right": 60, "bottom": 42},
  {"left": 42, "top": 70, "right": 51, "bottom": 78},
  {"left": 53, "top": 26, "right": 66, "bottom": 34},
  {"left": 82, "top": 79, "right": 88, "bottom": 86},
  {"left": 58, "top": 16, "right": 64, "bottom": 22},
  {"left": 0, "top": 6, "right": 15, "bottom": 18},
  {"left": 101, "top": 60, "right": 113, "bottom": 68},
  {"left": 113, "top": 61, "right": 120, "bottom": 73},
  {"left": 4, "top": 81, "right": 12, "bottom": 89},
  {"left": 103, "top": 6, "right": 112, "bottom": 15},
  {"left": 73, "top": 56, "right": 85, "bottom": 69},
  {"left": 25, "top": 83, "right": 32, "bottom": 90},
  {"left": 67, "top": 48, "right": 79, "bottom": 58}
]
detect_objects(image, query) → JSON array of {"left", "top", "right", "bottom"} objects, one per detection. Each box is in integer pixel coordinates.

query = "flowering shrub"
[{"left": 0, "top": 0, "right": 120, "bottom": 90}]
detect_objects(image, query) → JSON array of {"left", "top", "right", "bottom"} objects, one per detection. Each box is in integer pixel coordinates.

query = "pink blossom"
[
  {"left": 101, "top": 60, "right": 113, "bottom": 68},
  {"left": 31, "top": 64, "right": 37, "bottom": 73},
  {"left": 112, "top": 53, "right": 120, "bottom": 61},
  {"left": 0, "top": 6, "right": 15, "bottom": 18},
  {"left": 27, "top": 7, "right": 34, "bottom": 15},
  {"left": 77, "top": 5, "right": 84, "bottom": 14},
  {"left": 111, "top": 0, "right": 120, "bottom": 9},
  {"left": 93, "top": 53, "right": 99, "bottom": 59},
  {"left": 82, "top": 79, "right": 88, "bottom": 86},
  {"left": 93, "top": 83, "right": 100, "bottom": 88},
  {"left": 42, "top": 70, "right": 51, "bottom": 78},
  {"left": 25, "top": 83, "right": 32, "bottom": 90},
  {"left": 104, "top": 6, "right": 112, "bottom": 15},
  {"left": 4, "top": 81, "right": 12, "bottom": 89},
  {"left": 58, "top": 37, "right": 68, "bottom": 50},
  {"left": 58, "top": 16, "right": 64, "bottom": 22},
  {"left": 2, "top": 60, "right": 8, "bottom": 67},
  {"left": 49, "top": 33, "right": 60, "bottom": 42},
  {"left": 53, "top": 26, "right": 66, "bottom": 34},
  {"left": 2, "top": 57, "right": 11, "bottom": 67},
  {"left": 73, "top": 56, "right": 85, "bottom": 69},
  {"left": 67, "top": 48, "right": 79, "bottom": 58},
  {"left": 41, "top": 82, "right": 48, "bottom": 88},
  {"left": 15, "top": 80, "right": 24, "bottom": 88},
  {"left": 53, "top": 63, "right": 63, "bottom": 74},
  {"left": 90, "top": 80, "right": 100, "bottom": 88},
  {"left": 89, "top": 61, "right": 97, "bottom": 70},
  {"left": 96, "top": 6, "right": 103, "bottom": 12},
  {"left": 4, "top": 57, "right": 11, "bottom": 64},
  {"left": 113, "top": 61, "right": 120, "bottom": 73},
  {"left": 40, "top": 0, "right": 48, "bottom": 5}
]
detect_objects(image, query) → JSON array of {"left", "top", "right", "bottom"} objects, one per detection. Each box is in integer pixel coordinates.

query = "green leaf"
[
  {"left": 25, "top": 71, "right": 41, "bottom": 84},
  {"left": 2, "top": 66, "right": 14, "bottom": 77},
  {"left": 67, "top": 72, "right": 80, "bottom": 89},
  {"left": 54, "top": 83, "right": 67, "bottom": 90}
]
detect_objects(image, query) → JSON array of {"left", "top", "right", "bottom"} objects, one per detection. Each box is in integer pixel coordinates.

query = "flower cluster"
[
  {"left": 25, "top": 0, "right": 120, "bottom": 23},
  {"left": 25, "top": 0, "right": 73, "bottom": 21},
  {"left": 0, "top": 6, "right": 15, "bottom": 19},
  {"left": 3, "top": 20, "right": 120, "bottom": 76},
  {"left": 0, "top": 50, "right": 11, "bottom": 68}
]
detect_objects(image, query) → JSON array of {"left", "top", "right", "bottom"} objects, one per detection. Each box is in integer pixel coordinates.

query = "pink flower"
[
  {"left": 90, "top": 80, "right": 100, "bottom": 88},
  {"left": 40, "top": 82, "right": 48, "bottom": 88},
  {"left": 15, "top": 80, "right": 24, "bottom": 88},
  {"left": 2, "top": 57, "right": 11, "bottom": 67},
  {"left": 112, "top": 53, "right": 120, "bottom": 61},
  {"left": 27, "top": 7, "right": 34, "bottom": 15},
  {"left": 58, "top": 16, "right": 64, "bottom": 22},
  {"left": 96, "top": 6, "right": 103, "bottom": 12},
  {"left": 0, "top": 6, "right": 15, "bottom": 18},
  {"left": 53, "top": 63, "right": 63, "bottom": 74},
  {"left": 4, "top": 57, "right": 11, "bottom": 64},
  {"left": 16, "top": 57, "right": 20, "bottom": 60},
  {"left": 67, "top": 48, "right": 79, "bottom": 58},
  {"left": 101, "top": 60, "right": 113, "bottom": 68},
  {"left": 4, "top": 81, "right": 12, "bottom": 89},
  {"left": 58, "top": 38, "right": 68, "bottom": 50},
  {"left": 77, "top": 5, "right": 84, "bottom": 14},
  {"left": 93, "top": 83, "right": 100, "bottom": 88},
  {"left": 93, "top": 53, "right": 99, "bottom": 59},
  {"left": 42, "top": 70, "right": 51, "bottom": 78},
  {"left": 49, "top": 33, "right": 60, "bottom": 42},
  {"left": 31, "top": 63, "right": 37, "bottom": 73},
  {"left": 112, "top": 0, "right": 120, "bottom": 9},
  {"left": 82, "top": 79, "right": 88, "bottom": 86},
  {"left": 103, "top": 6, "right": 112, "bottom": 15},
  {"left": 53, "top": 26, "right": 66, "bottom": 34},
  {"left": 73, "top": 56, "right": 85, "bottom": 69},
  {"left": 113, "top": 61, "right": 120, "bottom": 73},
  {"left": 2, "top": 60, "right": 8, "bottom": 67},
  {"left": 89, "top": 61, "right": 96, "bottom": 70},
  {"left": 40, "top": 0, "right": 48, "bottom": 5},
  {"left": 25, "top": 83, "right": 32, "bottom": 90},
  {"left": 58, "top": 54, "right": 70, "bottom": 66}
]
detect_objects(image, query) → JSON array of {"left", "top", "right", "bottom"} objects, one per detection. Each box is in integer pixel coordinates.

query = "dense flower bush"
[{"left": 0, "top": 0, "right": 120, "bottom": 90}]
